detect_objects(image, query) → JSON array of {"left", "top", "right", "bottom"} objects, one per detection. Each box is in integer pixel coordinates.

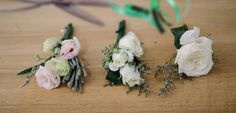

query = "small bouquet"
[
  {"left": 155, "top": 25, "right": 216, "bottom": 95},
  {"left": 17, "top": 24, "right": 88, "bottom": 92},
  {"left": 102, "top": 20, "right": 154, "bottom": 95}
]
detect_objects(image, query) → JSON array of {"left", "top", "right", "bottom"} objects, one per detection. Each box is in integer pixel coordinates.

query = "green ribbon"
[
  {"left": 167, "top": 0, "right": 181, "bottom": 22},
  {"left": 110, "top": 2, "right": 153, "bottom": 23},
  {"left": 150, "top": 0, "right": 161, "bottom": 11},
  {"left": 110, "top": 1, "right": 160, "bottom": 32},
  {"left": 110, "top": 0, "right": 191, "bottom": 33}
]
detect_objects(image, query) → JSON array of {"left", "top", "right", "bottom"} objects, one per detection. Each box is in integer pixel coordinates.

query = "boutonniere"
[
  {"left": 155, "top": 25, "right": 216, "bottom": 95},
  {"left": 102, "top": 20, "right": 154, "bottom": 96},
  {"left": 17, "top": 24, "right": 88, "bottom": 92}
]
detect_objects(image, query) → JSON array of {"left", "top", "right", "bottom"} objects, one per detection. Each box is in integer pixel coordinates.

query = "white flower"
[
  {"left": 35, "top": 66, "right": 61, "bottom": 90},
  {"left": 43, "top": 37, "right": 61, "bottom": 53},
  {"left": 112, "top": 50, "right": 128, "bottom": 67},
  {"left": 118, "top": 32, "right": 143, "bottom": 57},
  {"left": 123, "top": 49, "right": 134, "bottom": 62},
  {"left": 120, "top": 64, "right": 144, "bottom": 87},
  {"left": 180, "top": 27, "right": 200, "bottom": 45},
  {"left": 108, "top": 62, "right": 119, "bottom": 71},
  {"left": 175, "top": 37, "right": 214, "bottom": 77},
  {"left": 108, "top": 49, "right": 134, "bottom": 71},
  {"left": 108, "top": 49, "right": 127, "bottom": 71}
]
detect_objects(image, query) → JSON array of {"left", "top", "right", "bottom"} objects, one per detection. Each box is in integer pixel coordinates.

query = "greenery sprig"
[{"left": 155, "top": 53, "right": 192, "bottom": 95}]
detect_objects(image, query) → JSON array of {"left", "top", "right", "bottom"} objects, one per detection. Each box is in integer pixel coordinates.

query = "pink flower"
[
  {"left": 60, "top": 37, "right": 80, "bottom": 59},
  {"left": 35, "top": 66, "right": 61, "bottom": 90}
]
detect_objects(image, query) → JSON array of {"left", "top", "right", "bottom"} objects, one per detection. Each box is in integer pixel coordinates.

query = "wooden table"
[{"left": 0, "top": 0, "right": 235, "bottom": 113}]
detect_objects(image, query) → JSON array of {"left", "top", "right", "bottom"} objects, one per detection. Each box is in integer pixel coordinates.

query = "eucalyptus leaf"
[{"left": 170, "top": 25, "right": 188, "bottom": 49}]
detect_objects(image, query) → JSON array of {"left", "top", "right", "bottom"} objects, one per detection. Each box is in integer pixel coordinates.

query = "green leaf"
[
  {"left": 171, "top": 25, "right": 188, "bottom": 49},
  {"left": 61, "top": 23, "right": 73, "bottom": 41},
  {"left": 133, "top": 56, "right": 141, "bottom": 65},
  {"left": 17, "top": 67, "right": 33, "bottom": 75},
  {"left": 106, "top": 70, "right": 122, "bottom": 85},
  {"left": 115, "top": 20, "right": 126, "bottom": 46},
  {"left": 17, "top": 56, "right": 53, "bottom": 76}
]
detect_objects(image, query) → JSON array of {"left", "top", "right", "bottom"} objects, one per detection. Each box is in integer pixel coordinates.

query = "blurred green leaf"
[
  {"left": 115, "top": 20, "right": 126, "bottom": 46},
  {"left": 170, "top": 25, "right": 188, "bottom": 49},
  {"left": 17, "top": 67, "right": 33, "bottom": 75}
]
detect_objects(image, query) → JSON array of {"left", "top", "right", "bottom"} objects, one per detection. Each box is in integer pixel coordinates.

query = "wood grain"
[{"left": 0, "top": 0, "right": 236, "bottom": 113}]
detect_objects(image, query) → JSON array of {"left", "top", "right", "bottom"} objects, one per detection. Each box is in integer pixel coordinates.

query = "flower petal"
[
  {"left": 195, "top": 37, "right": 213, "bottom": 53},
  {"left": 180, "top": 27, "right": 200, "bottom": 45},
  {"left": 108, "top": 62, "right": 119, "bottom": 71},
  {"left": 123, "top": 50, "right": 134, "bottom": 62}
]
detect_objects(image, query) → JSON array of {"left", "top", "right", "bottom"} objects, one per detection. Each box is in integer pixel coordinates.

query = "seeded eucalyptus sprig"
[
  {"left": 155, "top": 53, "right": 182, "bottom": 95},
  {"left": 155, "top": 53, "right": 193, "bottom": 96},
  {"left": 126, "top": 82, "right": 158, "bottom": 97}
]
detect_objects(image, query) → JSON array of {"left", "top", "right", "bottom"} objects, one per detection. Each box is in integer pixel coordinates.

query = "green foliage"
[
  {"left": 61, "top": 23, "right": 73, "bottom": 40},
  {"left": 106, "top": 70, "right": 122, "bottom": 85},
  {"left": 155, "top": 53, "right": 193, "bottom": 95},
  {"left": 115, "top": 20, "right": 126, "bottom": 46},
  {"left": 17, "top": 67, "right": 33, "bottom": 75},
  {"left": 101, "top": 44, "right": 115, "bottom": 69},
  {"left": 170, "top": 25, "right": 188, "bottom": 49}
]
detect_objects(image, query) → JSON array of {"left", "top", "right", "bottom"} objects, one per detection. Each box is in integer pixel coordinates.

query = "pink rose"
[
  {"left": 60, "top": 37, "right": 80, "bottom": 59},
  {"left": 35, "top": 66, "right": 61, "bottom": 90}
]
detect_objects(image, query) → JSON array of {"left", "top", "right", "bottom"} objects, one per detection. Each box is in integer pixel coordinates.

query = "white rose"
[
  {"left": 180, "top": 27, "right": 200, "bottom": 45},
  {"left": 112, "top": 49, "right": 128, "bottom": 67},
  {"left": 35, "top": 66, "right": 61, "bottom": 90},
  {"left": 120, "top": 64, "right": 144, "bottom": 87},
  {"left": 43, "top": 37, "right": 61, "bottom": 53},
  {"left": 118, "top": 32, "right": 143, "bottom": 57},
  {"left": 108, "top": 62, "right": 119, "bottom": 71},
  {"left": 108, "top": 50, "right": 127, "bottom": 71},
  {"left": 175, "top": 37, "right": 214, "bottom": 77},
  {"left": 123, "top": 49, "right": 134, "bottom": 62},
  {"left": 108, "top": 49, "right": 134, "bottom": 71}
]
